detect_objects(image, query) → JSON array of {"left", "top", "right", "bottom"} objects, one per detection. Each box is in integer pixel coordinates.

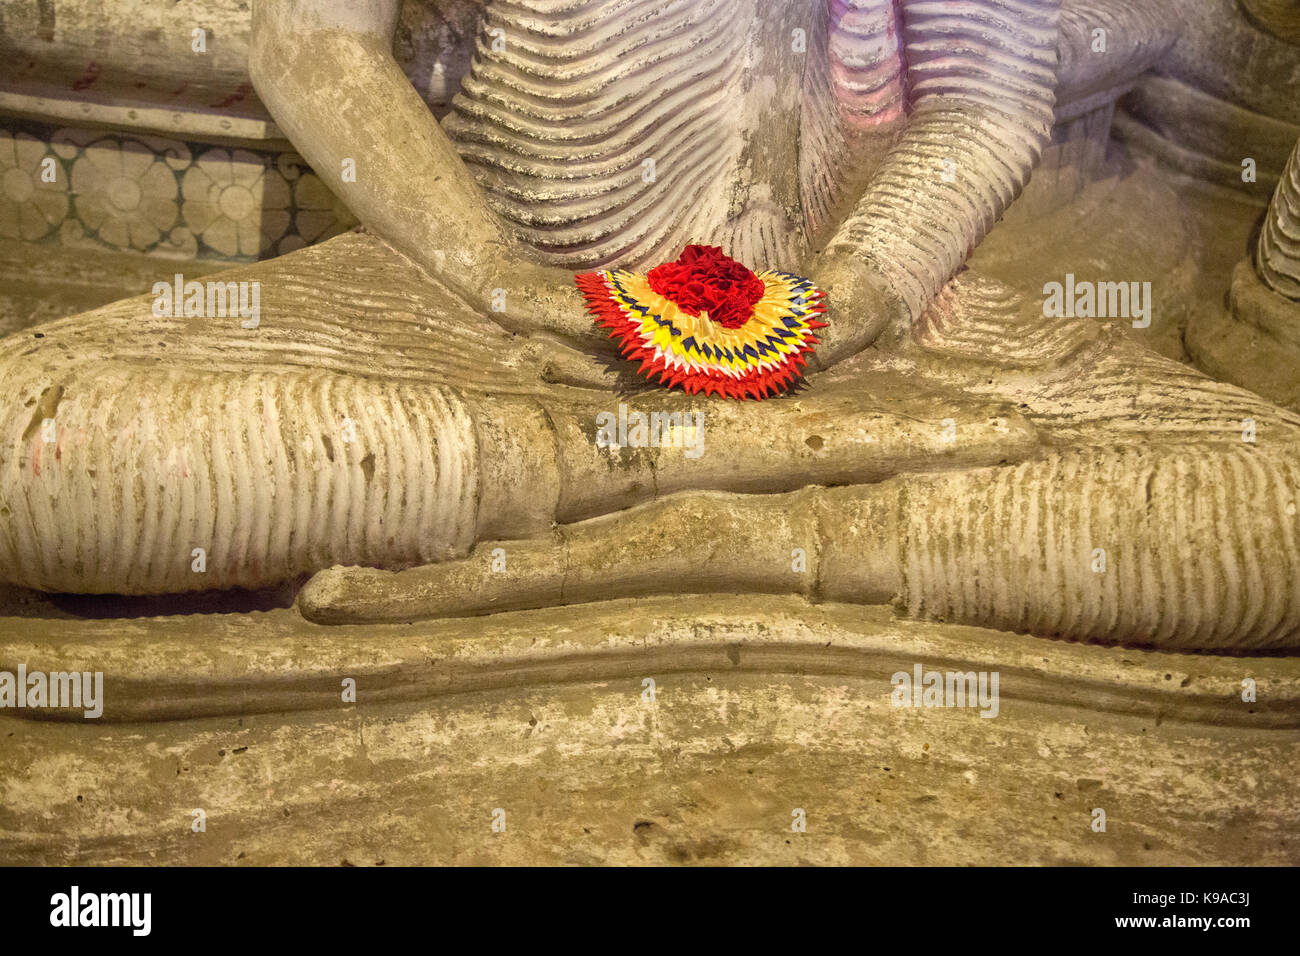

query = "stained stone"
[{"left": 0, "top": 0, "right": 1297, "bottom": 865}]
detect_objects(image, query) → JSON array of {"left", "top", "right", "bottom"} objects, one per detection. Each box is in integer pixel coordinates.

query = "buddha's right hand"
[{"left": 453, "top": 259, "right": 625, "bottom": 366}]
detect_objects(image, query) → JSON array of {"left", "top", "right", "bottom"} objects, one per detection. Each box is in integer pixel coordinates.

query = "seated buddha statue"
[{"left": 0, "top": 0, "right": 1297, "bottom": 654}]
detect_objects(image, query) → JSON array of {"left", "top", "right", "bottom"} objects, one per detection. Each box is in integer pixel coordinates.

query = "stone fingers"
[{"left": 297, "top": 487, "right": 834, "bottom": 624}]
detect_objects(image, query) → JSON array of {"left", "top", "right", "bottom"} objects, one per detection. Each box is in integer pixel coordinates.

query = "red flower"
[{"left": 646, "top": 244, "right": 766, "bottom": 329}]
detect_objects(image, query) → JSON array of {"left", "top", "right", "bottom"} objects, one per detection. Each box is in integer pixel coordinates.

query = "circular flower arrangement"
[{"left": 577, "top": 244, "right": 827, "bottom": 400}]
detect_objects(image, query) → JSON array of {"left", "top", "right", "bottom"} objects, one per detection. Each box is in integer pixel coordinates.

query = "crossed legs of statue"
[
  {"left": 1, "top": 226, "right": 1297, "bottom": 652},
  {"left": 298, "top": 258, "right": 1300, "bottom": 654},
  {"left": 0, "top": 231, "right": 1037, "bottom": 595}
]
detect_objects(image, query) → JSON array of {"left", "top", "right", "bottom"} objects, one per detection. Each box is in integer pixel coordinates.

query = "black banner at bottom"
[{"left": 0, "top": 865, "right": 1278, "bottom": 943}]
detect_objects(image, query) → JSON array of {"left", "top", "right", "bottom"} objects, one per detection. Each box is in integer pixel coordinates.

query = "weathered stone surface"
[{"left": 1, "top": 597, "right": 1295, "bottom": 865}]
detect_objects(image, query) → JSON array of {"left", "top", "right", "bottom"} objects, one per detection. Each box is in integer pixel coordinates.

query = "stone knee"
[{"left": 0, "top": 344, "right": 483, "bottom": 593}]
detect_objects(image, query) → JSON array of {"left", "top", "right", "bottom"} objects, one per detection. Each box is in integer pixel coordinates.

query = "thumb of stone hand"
[{"left": 518, "top": 334, "right": 624, "bottom": 391}]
